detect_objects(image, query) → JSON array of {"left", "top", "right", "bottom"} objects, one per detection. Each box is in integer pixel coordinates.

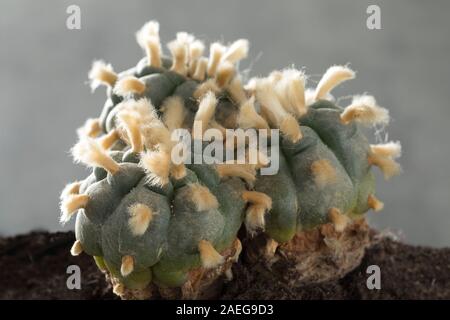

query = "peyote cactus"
[{"left": 60, "top": 20, "right": 401, "bottom": 299}]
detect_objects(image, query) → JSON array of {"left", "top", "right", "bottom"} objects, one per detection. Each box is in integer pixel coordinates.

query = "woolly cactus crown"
[{"left": 60, "top": 20, "right": 401, "bottom": 299}]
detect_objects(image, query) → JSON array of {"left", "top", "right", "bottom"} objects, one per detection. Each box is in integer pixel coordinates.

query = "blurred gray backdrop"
[{"left": 1, "top": 0, "right": 449, "bottom": 246}]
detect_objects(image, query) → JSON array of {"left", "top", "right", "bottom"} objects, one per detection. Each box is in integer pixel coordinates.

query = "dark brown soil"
[
  {"left": 0, "top": 231, "right": 449, "bottom": 300},
  {"left": 0, "top": 232, "right": 116, "bottom": 300}
]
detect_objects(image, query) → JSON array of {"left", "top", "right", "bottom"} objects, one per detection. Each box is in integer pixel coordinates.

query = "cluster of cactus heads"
[{"left": 60, "top": 20, "right": 401, "bottom": 299}]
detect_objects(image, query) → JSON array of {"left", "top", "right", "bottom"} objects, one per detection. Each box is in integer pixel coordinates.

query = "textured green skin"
[
  {"left": 74, "top": 57, "right": 376, "bottom": 288},
  {"left": 75, "top": 146, "right": 247, "bottom": 287}
]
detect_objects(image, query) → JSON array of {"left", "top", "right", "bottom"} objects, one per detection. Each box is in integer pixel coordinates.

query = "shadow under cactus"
[{"left": 0, "top": 230, "right": 449, "bottom": 300}]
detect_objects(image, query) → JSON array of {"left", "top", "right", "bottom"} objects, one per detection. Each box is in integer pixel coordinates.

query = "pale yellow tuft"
[
  {"left": 113, "top": 76, "right": 145, "bottom": 96},
  {"left": 161, "top": 96, "right": 186, "bottom": 132},
  {"left": 340, "top": 95, "right": 389, "bottom": 126},
  {"left": 216, "top": 163, "right": 256, "bottom": 185},
  {"left": 120, "top": 255, "right": 135, "bottom": 277},
  {"left": 237, "top": 96, "right": 270, "bottom": 130},
  {"left": 71, "top": 137, "right": 120, "bottom": 174},
  {"left": 311, "top": 159, "right": 337, "bottom": 188},
  {"left": 198, "top": 240, "right": 224, "bottom": 269},
  {"left": 370, "top": 141, "right": 402, "bottom": 159},
  {"left": 367, "top": 194, "right": 384, "bottom": 212},
  {"left": 314, "top": 65, "right": 355, "bottom": 101},
  {"left": 207, "top": 42, "right": 226, "bottom": 77},
  {"left": 60, "top": 194, "right": 89, "bottom": 224},
  {"left": 328, "top": 207, "right": 349, "bottom": 233},
  {"left": 221, "top": 39, "right": 249, "bottom": 64},
  {"left": 88, "top": 60, "right": 117, "bottom": 91},
  {"left": 70, "top": 240, "right": 83, "bottom": 256},
  {"left": 168, "top": 39, "right": 188, "bottom": 75},
  {"left": 128, "top": 203, "right": 155, "bottom": 236},
  {"left": 140, "top": 150, "right": 171, "bottom": 186},
  {"left": 215, "top": 61, "right": 235, "bottom": 88},
  {"left": 60, "top": 181, "right": 81, "bottom": 200},
  {"left": 189, "top": 183, "right": 219, "bottom": 212}
]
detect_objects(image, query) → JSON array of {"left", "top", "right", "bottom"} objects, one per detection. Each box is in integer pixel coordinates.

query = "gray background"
[{"left": 1, "top": 0, "right": 449, "bottom": 246}]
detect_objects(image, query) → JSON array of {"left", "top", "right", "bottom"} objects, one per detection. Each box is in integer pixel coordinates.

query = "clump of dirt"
[{"left": 0, "top": 231, "right": 449, "bottom": 299}]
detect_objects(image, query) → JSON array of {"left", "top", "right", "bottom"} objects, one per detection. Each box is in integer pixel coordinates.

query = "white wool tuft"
[
  {"left": 245, "top": 205, "right": 267, "bottom": 234},
  {"left": 341, "top": 95, "right": 390, "bottom": 126},
  {"left": 280, "top": 115, "right": 302, "bottom": 143},
  {"left": 215, "top": 61, "right": 235, "bottom": 88},
  {"left": 123, "top": 98, "right": 158, "bottom": 123},
  {"left": 328, "top": 208, "right": 349, "bottom": 233},
  {"left": 194, "top": 91, "right": 217, "bottom": 138},
  {"left": 72, "top": 137, "right": 120, "bottom": 174},
  {"left": 136, "top": 20, "right": 160, "bottom": 48},
  {"left": 231, "top": 239, "right": 242, "bottom": 262},
  {"left": 314, "top": 65, "right": 355, "bottom": 101},
  {"left": 161, "top": 96, "right": 186, "bottom": 131},
  {"left": 176, "top": 31, "right": 194, "bottom": 45},
  {"left": 264, "top": 238, "right": 279, "bottom": 258},
  {"left": 60, "top": 194, "right": 89, "bottom": 225},
  {"left": 170, "top": 163, "right": 187, "bottom": 180},
  {"left": 193, "top": 79, "right": 220, "bottom": 99},
  {"left": 98, "top": 129, "right": 120, "bottom": 150},
  {"left": 192, "top": 57, "right": 208, "bottom": 81},
  {"left": 70, "top": 240, "right": 83, "bottom": 256},
  {"left": 368, "top": 153, "right": 401, "bottom": 180},
  {"left": 368, "top": 194, "right": 384, "bottom": 212},
  {"left": 120, "top": 255, "right": 134, "bottom": 277},
  {"left": 370, "top": 141, "right": 402, "bottom": 159},
  {"left": 128, "top": 203, "right": 155, "bottom": 236},
  {"left": 140, "top": 150, "right": 171, "bottom": 186},
  {"left": 242, "top": 191, "right": 272, "bottom": 234},
  {"left": 253, "top": 78, "right": 283, "bottom": 124},
  {"left": 117, "top": 109, "right": 144, "bottom": 153},
  {"left": 207, "top": 42, "right": 226, "bottom": 77},
  {"left": 227, "top": 76, "right": 248, "bottom": 104},
  {"left": 198, "top": 240, "right": 224, "bottom": 269},
  {"left": 88, "top": 60, "right": 117, "bottom": 91},
  {"left": 115, "top": 98, "right": 159, "bottom": 149},
  {"left": 141, "top": 123, "right": 172, "bottom": 151},
  {"left": 60, "top": 181, "right": 81, "bottom": 200},
  {"left": 168, "top": 39, "right": 188, "bottom": 75},
  {"left": 77, "top": 118, "right": 101, "bottom": 138},
  {"left": 189, "top": 40, "right": 205, "bottom": 62},
  {"left": 253, "top": 77, "right": 303, "bottom": 142},
  {"left": 242, "top": 191, "right": 272, "bottom": 209},
  {"left": 189, "top": 183, "right": 219, "bottom": 211},
  {"left": 311, "top": 159, "right": 337, "bottom": 188},
  {"left": 222, "top": 39, "right": 249, "bottom": 64},
  {"left": 238, "top": 96, "right": 269, "bottom": 130},
  {"left": 281, "top": 69, "right": 307, "bottom": 117},
  {"left": 112, "top": 283, "right": 125, "bottom": 296},
  {"left": 216, "top": 164, "right": 256, "bottom": 185},
  {"left": 113, "top": 76, "right": 146, "bottom": 96},
  {"left": 144, "top": 35, "right": 162, "bottom": 68}
]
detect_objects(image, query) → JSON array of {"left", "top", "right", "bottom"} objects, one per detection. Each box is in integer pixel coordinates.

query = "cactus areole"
[{"left": 60, "top": 20, "right": 401, "bottom": 299}]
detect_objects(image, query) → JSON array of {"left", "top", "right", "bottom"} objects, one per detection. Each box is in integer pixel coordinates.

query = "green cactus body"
[
  {"left": 61, "top": 21, "right": 401, "bottom": 298},
  {"left": 72, "top": 147, "right": 246, "bottom": 288}
]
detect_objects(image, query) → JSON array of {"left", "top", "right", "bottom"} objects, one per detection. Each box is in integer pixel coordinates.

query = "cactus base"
[
  {"left": 244, "top": 219, "right": 370, "bottom": 286},
  {"left": 108, "top": 239, "right": 241, "bottom": 300}
]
